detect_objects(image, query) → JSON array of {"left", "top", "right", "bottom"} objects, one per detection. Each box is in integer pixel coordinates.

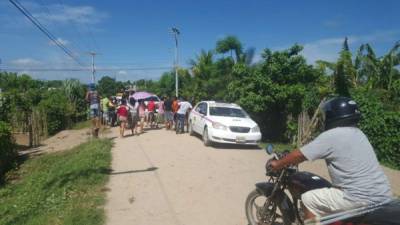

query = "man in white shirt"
[{"left": 176, "top": 98, "right": 192, "bottom": 133}]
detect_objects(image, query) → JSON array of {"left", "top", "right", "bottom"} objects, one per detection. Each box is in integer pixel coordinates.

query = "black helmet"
[{"left": 322, "top": 97, "right": 361, "bottom": 130}]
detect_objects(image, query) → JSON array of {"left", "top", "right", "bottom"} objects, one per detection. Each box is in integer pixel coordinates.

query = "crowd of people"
[{"left": 86, "top": 84, "right": 193, "bottom": 138}]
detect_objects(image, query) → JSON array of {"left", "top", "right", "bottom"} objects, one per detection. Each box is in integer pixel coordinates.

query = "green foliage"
[
  {"left": 0, "top": 121, "right": 17, "bottom": 180},
  {"left": 228, "top": 45, "right": 324, "bottom": 141},
  {"left": 216, "top": 35, "right": 243, "bottom": 61},
  {"left": 62, "top": 79, "right": 87, "bottom": 122},
  {"left": 157, "top": 72, "right": 175, "bottom": 97},
  {"left": 334, "top": 61, "right": 351, "bottom": 97},
  {"left": 39, "top": 90, "right": 74, "bottom": 135},
  {"left": 353, "top": 89, "right": 400, "bottom": 169},
  {"left": 0, "top": 138, "right": 112, "bottom": 225},
  {"left": 97, "top": 76, "right": 121, "bottom": 98}
]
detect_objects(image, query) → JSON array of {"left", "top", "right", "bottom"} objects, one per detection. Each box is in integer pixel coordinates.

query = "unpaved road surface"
[{"left": 105, "top": 127, "right": 400, "bottom": 225}]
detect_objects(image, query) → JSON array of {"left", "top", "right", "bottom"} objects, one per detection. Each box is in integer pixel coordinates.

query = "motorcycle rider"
[{"left": 269, "top": 97, "right": 393, "bottom": 220}]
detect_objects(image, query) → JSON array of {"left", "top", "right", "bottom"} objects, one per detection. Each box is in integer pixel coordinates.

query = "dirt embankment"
[{"left": 17, "top": 128, "right": 111, "bottom": 156}]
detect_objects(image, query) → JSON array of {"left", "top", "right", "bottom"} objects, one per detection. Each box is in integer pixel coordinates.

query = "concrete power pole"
[
  {"left": 88, "top": 52, "right": 98, "bottom": 83},
  {"left": 171, "top": 27, "right": 180, "bottom": 97}
]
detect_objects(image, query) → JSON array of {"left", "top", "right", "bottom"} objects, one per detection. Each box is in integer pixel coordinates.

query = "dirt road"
[{"left": 105, "top": 127, "right": 400, "bottom": 225}]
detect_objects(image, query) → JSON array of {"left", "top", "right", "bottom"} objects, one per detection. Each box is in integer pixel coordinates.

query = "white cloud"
[
  {"left": 301, "top": 30, "right": 400, "bottom": 64},
  {"left": 32, "top": 3, "right": 107, "bottom": 25},
  {"left": 10, "top": 58, "right": 42, "bottom": 66},
  {"left": 49, "top": 37, "right": 69, "bottom": 46},
  {"left": 11, "top": 1, "right": 107, "bottom": 26},
  {"left": 118, "top": 70, "right": 127, "bottom": 75}
]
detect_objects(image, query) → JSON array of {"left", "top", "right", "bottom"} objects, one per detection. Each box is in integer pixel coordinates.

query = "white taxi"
[{"left": 188, "top": 101, "right": 262, "bottom": 146}]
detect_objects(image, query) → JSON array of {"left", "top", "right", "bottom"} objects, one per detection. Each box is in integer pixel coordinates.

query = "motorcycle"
[{"left": 245, "top": 144, "right": 400, "bottom": 225}]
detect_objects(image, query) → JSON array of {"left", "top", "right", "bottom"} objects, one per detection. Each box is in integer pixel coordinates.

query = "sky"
[{"left": 0, "top": 0, "right": 399, "bottom": 83}]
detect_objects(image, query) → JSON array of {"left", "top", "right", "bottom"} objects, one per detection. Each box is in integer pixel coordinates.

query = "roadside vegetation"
[
  {"left": 135, "top": 37, "right": 400, "bottom": 169},
  {"left": 0, "top": 36, "right": 399, "bottom": 175},
  {"left": 0, "top": 138, "right": 112, "bottom": 225},
  {"left": 72, "top": 120, "right": 92, "bottom": 130}
]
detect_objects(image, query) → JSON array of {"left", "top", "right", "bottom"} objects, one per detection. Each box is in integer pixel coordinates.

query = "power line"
[
  {"left": 57, "top": 0, "right": 95, "bottom": 53},
  {"left": 34, "top": 0, "right": 86, "bottom": 57},
  {"left": 57, "top": 0, "right": 100, "bottom": 52},
  {"left": 9, "top": 0, "right": 86, "bottom": 67},
  {"left": 2, "top": 66, "right": 175, "bottom": 72}
]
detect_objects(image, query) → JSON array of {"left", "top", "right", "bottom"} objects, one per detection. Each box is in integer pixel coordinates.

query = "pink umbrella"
[{"left": 132, "top": 91, "right": 154, "bottom": 100}]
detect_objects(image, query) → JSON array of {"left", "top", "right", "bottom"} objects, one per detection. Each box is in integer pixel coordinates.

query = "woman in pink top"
[{"left": 138, "top": 100, "right": 146, "bottom": 133}]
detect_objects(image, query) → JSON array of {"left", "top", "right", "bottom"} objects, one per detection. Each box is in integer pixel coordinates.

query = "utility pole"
[
  {"left": 88, "top": 52, "right": 98, "bottom": 83},
  {"left": 171, "top": 27, "right": 180, "bottom": 97}
]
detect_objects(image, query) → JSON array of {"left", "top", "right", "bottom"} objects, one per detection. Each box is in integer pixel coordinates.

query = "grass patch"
[
  {"left": 0, "top": 139, "right": 112, "bottom": 225},
  {"left": 71, "top": 120, "right": 91, "bottom": 130},
  {"left": 259, "top": 142, "right": 295, "bottom": 153}
]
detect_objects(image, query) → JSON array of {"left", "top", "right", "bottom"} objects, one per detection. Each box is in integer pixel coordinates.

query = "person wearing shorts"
[
  {"left": 117, "top": 99, "right": 129, "bottom": 138},
  {"left": 138, "top": 100, "right": 146, "bottom": 133},
  {"left": 157, "top": 97, "right": 165, "bottom": 127},
  {"left": 172, "top": 96, "right": 179, "bottom": 129},
  {"left": 269, "top": 97, "right": 392, "bottom": 221},
  {"left": 147, "top": 99, "right": 156, "bottom": 128},
  {"left": 163, "top": 96, "right": 173, "bottom": 129},
  {"left": 85, "top": 83, "right": 100, "bottom": 137},
  {"left": 128, "top": 97, "right": 139, "bottom": 135},
  {"left": 101, "top": 96, "right": 109, "bottom": 125}
]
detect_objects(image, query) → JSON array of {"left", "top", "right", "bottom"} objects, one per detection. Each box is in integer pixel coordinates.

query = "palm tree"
[
  {"left": 189, "top": 50, "right": 214, "bottom": 78},
  {"left": 355, "top": 43, "right": 379, "bottom": 88},
  {"left": 215, "top": 35, "right": 243, "bottom": 62},
  {"left": 381, "top": 41, "right": 400, "bottom": 91},
  {"left": 355, "top": 41, "right": 400, "bottom": 90}
]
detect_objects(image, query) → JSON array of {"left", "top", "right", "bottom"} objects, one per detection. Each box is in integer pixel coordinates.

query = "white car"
[{"left": 188, "top": 101, "right": 262, "bottom": 146}]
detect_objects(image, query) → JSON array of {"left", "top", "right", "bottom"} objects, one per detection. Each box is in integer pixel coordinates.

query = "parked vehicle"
[
  {"left": 245, "top": 144, "right": 400, "bottom": 225},
  {"left": 188, "top": 101, "right": 261, "bottom": 146}
]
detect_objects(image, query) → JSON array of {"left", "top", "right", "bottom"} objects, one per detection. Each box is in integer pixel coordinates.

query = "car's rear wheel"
[{"left": 203, "top": 127, "right": 212, "bottom": 146}]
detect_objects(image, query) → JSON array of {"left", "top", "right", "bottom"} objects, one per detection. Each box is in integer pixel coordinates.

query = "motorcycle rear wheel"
[{"left": 245, "top": 189, "right": 291, "bottom": 225}]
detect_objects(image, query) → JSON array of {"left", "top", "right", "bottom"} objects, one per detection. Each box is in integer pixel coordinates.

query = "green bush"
[
  {"left": 353, "top": 89, "right": 400, "bottom": 169},
  {"left": 39, "top": 90, "right": 74, "bottom": 135},
  {"left": 0, "top": 121, "right": 17, "bottom": 179}
]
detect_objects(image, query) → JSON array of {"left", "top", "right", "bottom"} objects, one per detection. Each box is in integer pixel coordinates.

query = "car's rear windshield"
[{"left": 209, "top": 107, "right": 248, "bottom": 118}]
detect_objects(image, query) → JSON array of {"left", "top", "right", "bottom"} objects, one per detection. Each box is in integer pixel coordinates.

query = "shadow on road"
[
  {"left": 191, "top": 133, "right": 261, "bottom": 150},
  {"left": 212, "top": 143, "right": 261, "bottom": 150},
  {"left": 107, "top": 167, "right": 158, "bottom": 175}
]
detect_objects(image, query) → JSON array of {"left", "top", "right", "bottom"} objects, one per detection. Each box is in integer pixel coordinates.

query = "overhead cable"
[
  {"left": 2, "top": 66, "right": 175, "bottom": 72},
  {"left": 9, "top": 0, "right": 86, "bottom": 67}
]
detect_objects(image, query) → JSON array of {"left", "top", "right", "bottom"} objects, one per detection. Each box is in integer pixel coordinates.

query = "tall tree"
[
  {"left": 355, "top": 41, "right": 400, "bottom": 90},
  {"left": 340, "top": 38, "right": 358, "bottom": 87},
  {"left": 215, "top": 35, "right": 243, "bottom": 62},
  {"left": 334, "top": 61, "right": 351, "bottom": 97},
  {"left": 189, "top": 50, "right": 214, "bottom": 78}
]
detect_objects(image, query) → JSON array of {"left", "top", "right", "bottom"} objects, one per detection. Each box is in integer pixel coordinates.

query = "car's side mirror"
[{"left": 265, "top": 144, "right": 274, "bottom": 155}]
